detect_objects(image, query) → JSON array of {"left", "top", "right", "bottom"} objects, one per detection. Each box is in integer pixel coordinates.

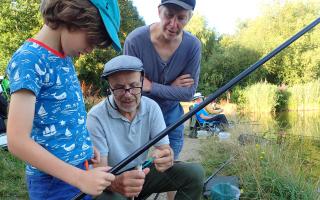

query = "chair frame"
[{"left": 189, "top": 114, "right": 223, "bottom": 138}]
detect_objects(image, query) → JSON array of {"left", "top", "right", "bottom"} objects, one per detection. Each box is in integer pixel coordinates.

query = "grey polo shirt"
[{"left": 87, "top": 96, "right": 169, "bottom": 171}]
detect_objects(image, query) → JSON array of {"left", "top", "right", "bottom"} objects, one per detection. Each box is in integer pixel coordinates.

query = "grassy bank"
[
  {"left": 200, "top": 131, "right": 320, "bottom": 199},
  {"left": 0, "top": 150, "right": 27, "bottom": 199},
  {"left": 235, "top": 80, "right": 320, "bottom": 112},
  {"left": 287, "top": 80, "right": 320, "bottom": 111},
  {"left": 238, "top": 82, "right": 279, "bottom": 113}
]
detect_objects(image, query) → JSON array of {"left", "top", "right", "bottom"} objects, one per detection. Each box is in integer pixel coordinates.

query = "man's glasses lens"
[{"left": 112, "top": 87, "right": 142, "bottom": 96}]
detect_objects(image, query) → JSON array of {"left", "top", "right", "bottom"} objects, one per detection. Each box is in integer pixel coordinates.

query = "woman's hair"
[{"left": 40, "top": 0, "right": 111, "bottom": 48}]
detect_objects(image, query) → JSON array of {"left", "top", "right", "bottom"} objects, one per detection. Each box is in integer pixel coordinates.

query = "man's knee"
[
  {"left": 187, "top": 163, "right": 205, "bottom": 186},
  {"left": 175, "top": 162, "right": 205, "bottom": 186}
]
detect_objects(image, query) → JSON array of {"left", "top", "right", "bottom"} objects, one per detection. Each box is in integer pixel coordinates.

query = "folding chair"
[{"left": 189, "top": 113, "right": 223, "bottom": 138}]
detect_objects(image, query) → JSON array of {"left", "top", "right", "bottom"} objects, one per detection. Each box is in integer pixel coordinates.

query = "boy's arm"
[
  {"left": 200, "top": 113, "right": 212, "bottom": 120},
  {"left": 7, "top": 90, "right": 114, "bottom": 196}
]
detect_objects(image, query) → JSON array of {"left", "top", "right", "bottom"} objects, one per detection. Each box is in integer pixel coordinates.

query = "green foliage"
[
  {"left": 0, "top": 0, "right": 42, "bottom": 74},
  {"left": 197, "top": 0, "right": 320, "bottom": 99},
  {"left": 1, "top": 76, "right": 10, "bottom": 101},
  {"left": 233, "top": 80, "right": 320, "bottom": 112},
  {"left": 234, "top": 0, "right": 320, "bottom": 85},
  {"left": 287, "top": 80, "right": 320, "bottom": 111},
  {"left": 183, "top": 13, "right": 225, "bottom": 96},
  {"left": 275, "top": 88, "right": 290, "bottom": 112},
  {"left": 240, "top": 82, "right": 279, "bottom": 113},
  {"left": 229, "top": 86, "right": 244, "bottom": 105},
  {"left": 185, "top": 13, "right": 217, "bottom": 62},
  {"left": 198, "top": 43, "right": 260, "bottom": 96}
]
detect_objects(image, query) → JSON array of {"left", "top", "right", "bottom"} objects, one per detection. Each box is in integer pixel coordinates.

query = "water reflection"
[{"left": 236, "top": 111, "right": 320, "bottom": 138}]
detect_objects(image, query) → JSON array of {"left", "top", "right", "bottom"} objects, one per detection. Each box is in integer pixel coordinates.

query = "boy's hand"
[
  {"left": 77, "top": 166, "right": 115, "bottom": 196},
  {"left": 109, "top": 168, "right": 150, "bottom": 197},
  {"left": 152, "top": 147, "right": 173, "bottom": 172}
]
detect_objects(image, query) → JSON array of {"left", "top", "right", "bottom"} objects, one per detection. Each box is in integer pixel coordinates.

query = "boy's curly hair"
[{"left": 41, "top": 0, "right": 112, "bottom": 48}]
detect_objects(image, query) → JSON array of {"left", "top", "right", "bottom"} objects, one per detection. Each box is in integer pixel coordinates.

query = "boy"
[{"left": 6, "top": 0, "right": 121, "bottom": 199}]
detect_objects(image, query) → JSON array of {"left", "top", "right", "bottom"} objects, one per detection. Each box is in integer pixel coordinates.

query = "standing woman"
[{"left": 124, "top": 0, "right": 201, "bottom": 160}]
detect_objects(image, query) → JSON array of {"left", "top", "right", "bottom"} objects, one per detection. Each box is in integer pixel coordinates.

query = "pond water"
[{"left": 235, "top": 111, "right": 320, "bottom": 139}]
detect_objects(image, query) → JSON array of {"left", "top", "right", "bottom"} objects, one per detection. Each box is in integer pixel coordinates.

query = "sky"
[{"left": 132, "top": 0, "right": 270, "bottom": 34}]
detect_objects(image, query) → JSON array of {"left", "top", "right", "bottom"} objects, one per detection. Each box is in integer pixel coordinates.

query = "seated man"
[
  {"left": 87, "top": 55, "right": 205, "bottom": 200},
  {"left": 205, "top": 101, "right": 224, "bottom": 115},
  {"left": 192, "top": 94, "right": 229, "bottom": 128}
]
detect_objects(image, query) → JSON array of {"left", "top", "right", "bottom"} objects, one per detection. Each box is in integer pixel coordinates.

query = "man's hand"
[
  {"left": 171, "top": 74, "right": 194, "bottom": 87},
  {"left": 151, "top": 146, "right": 174, "bottom": 172},
  {"left": 108, "top": 168, "right": 150, "bottom": 197},
  {"left": 143, "top": 77, "right": 152, "bottom": 92},
  {"left": 91, "top": 146, "right": 101, "bottom": 165}
]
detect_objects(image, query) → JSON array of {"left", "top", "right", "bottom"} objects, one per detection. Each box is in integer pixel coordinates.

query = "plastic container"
[
  {"left": 218, "top": 132, "right": 231, "bottom": 141},
  {"left": 197, "top": 130, "right": 210, "bottom": 138},
  {"left": 211, "top": 183, "right": 240, "bottom": 200}
]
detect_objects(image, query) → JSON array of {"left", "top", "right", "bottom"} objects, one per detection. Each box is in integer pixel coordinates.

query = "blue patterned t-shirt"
[{"left": 7, "top": 39, "right": 93, "bottom": 175}]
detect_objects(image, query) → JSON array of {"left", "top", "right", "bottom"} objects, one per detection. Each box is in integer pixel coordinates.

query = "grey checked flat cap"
[{"left": 101, "top": 55, "right": 144, "bottom": 79}]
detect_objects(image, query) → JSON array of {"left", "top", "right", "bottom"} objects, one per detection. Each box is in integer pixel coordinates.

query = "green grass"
[
  {"left": 0, "top": 149, "right": 28, "bottom": 199},
  {"left": 288, "top": 80, "right": 320, "bottom": 111},
  {"left": 238, "top": 82, "right": 279, "bottom": 113},
  {"left": 236, "top": 80, "right": 320, "bottom": 113},
  {"left": 200, "top": 131, "right": 320, "bottom": 200},
  {"left": 1, "top": 122, "right": 319, "bottom": 199}
]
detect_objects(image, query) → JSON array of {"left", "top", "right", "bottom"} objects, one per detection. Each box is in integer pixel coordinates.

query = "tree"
[
  {"left": 185, "top": 13, "right": 218, "bottom": 62},
  {"left": 235, "top": 0, "right": 320, "bottom": 85},
  {"left": 198, "top": 42, "right": 261, "bottom": 96},
  {"left": 0, "top": 0, "right": 42, "bottom": 74},
  {"left": 186, "top": 14, "right": 260, "bottom": 96}
]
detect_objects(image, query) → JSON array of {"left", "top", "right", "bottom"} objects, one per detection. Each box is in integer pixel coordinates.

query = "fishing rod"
[
  {"left": 72, "top": 17, "right": 320, "bottom": 200},
  {"left": 202, "top": 154, "right": 238, "bottom": 197},
  {"left": 203, "top": 155, "right": 238, "bottom": 187}
]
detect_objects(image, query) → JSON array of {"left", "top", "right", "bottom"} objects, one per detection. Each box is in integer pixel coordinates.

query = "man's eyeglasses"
[
  {"left": 110, "top": 87, "right": 142, "bottom": 96},
  {"left": 163, "top": 8, "right": 189, "bottom": 25}
]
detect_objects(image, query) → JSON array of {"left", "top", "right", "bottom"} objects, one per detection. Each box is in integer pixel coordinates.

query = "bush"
[
  {"left": 287, "top": 80, "right": 320, "bottom": 111},
  {"left": 239, "top": 82, "right": 278, "bottom": 113}
]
